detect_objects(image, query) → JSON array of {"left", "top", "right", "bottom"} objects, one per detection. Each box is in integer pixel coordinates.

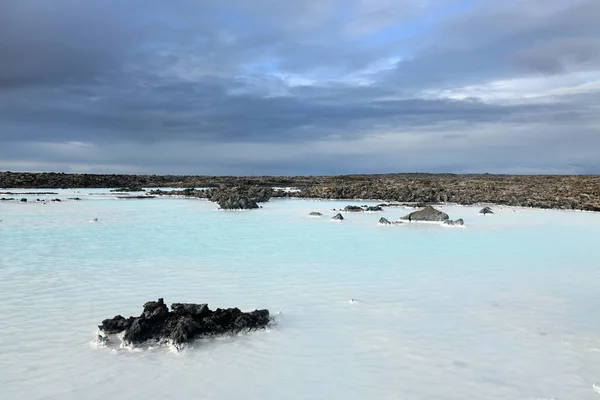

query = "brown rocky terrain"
[{"left": 1, "top": 172, "right": 599, "bottom": 211}]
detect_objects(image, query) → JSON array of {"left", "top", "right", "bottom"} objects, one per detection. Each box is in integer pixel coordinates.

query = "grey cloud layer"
[{"left": 0, "top": 0, "right": 599, "bottom": 174}]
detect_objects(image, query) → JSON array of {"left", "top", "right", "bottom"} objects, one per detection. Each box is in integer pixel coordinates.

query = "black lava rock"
[{"left": 98, "top": 298, "right": 270, "bottom": 346}]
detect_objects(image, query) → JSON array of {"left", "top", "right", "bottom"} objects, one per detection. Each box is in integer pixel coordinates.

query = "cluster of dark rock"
[
  {"left": 148, "top": 186, "right": 276, "bottom": 209},
  {"left": 98, "top": 298, "right": 271, "bottom": 347},
  {"left": 342, "top": 205, "right": 384, "bottom": 212},
  {"left": 314, "top": 205, "right": 469, "bottom": 226},
  {"left": 206, "top": 186, "right": 274, "bottom": 209},
  {"left": 1, "top": 197, "right": 80, "bottom": 203},
  {"left": 479, "top": 206, "right": 494, "bottom": 215}
]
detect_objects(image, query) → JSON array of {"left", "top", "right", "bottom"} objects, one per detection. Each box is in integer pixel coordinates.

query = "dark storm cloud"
[
  {"left": 2, "top": 77, "right": 589, "bottom": 144},
  {"left": 0, "top": 0, "right": 599, "bottom": 174},
  {"left": 0, "top": 0, "right": 137, "bottom": 87}
]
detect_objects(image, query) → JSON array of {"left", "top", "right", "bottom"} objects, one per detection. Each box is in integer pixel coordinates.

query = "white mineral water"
[{"left": 1, "top": 189, "right": 600, "bottom": 399}]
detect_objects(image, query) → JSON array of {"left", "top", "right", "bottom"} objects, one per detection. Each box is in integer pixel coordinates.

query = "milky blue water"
[{"left": 1, "top": 189, "right": 600, "bottom": 400}]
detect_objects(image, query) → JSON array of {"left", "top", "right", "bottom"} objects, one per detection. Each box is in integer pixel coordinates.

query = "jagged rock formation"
[
  {"left": 98, "top": 298, "right": 270, "bottom": 347},
  {"left": 401, "top": 206, "right": 449, "bottom": 222},
  {"left": 331, "top": 213, "right": 344, "bottom": 221},
  {"left": 479, "top": 206, "right": 494, "bottom": 215},
  {"left": 378, "top": 217, "right": 392, "bottom": 225},
  {"left": 206, "top": 186, "right": 274, "bottom": 209}
]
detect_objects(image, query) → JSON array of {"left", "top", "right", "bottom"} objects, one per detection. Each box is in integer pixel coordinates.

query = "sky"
[{"left": 1, "top": 0, "right": 599, "bottom": 175}]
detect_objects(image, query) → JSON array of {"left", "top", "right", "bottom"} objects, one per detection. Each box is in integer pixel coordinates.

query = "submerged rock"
[
  {"left": 331, "top": 213, "right": 345, "bottom": 221},
  {"left": 309, "top": 212, "right": 323, "bottom": 216},
  {"left": 110, "top": 187, "right": 146, "bottom": 192},
  {"left": 97, "top": 335, "right": 109, "bottom": 346},
  {"left": 400, "top": 206, "right": 449, "bottom": 222},
  {"left": 365, "top": 206, "right": 383, "bottom": 212},
  {"left": 479, "top": 206, "right": 494, "bottom": 215},
  {"left": 116, "top": 196, "right": 156, "bottom": 199},
  {"left": 98, "top": 298, "right": 270, "bottom": 346},
  {"left": 444, "top": 218, "right": 464, "bottom": 226},
  {"left": 343, "top": 205, "right": 364, "bottom": 212},
  {"left": 378, "top": 217, "right": 392, "bottom": 225},
  {"left": 20, "top": 198, "right": 27, "bottom": 202}
]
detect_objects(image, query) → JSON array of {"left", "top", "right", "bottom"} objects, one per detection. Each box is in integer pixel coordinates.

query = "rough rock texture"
[
  {"left": 401, "top": 206, "right": 449, "bottom": 222},
  {"left": 444, "top": 218, "right": 465, "bottom": 226},
  {"left": 479, "top": 206, "right": 494, "bottom": 215},
  {"left": 206, "top": 186, "right": 273, "bottom": 209},
  {"left": 98, "top": 298, "right": 270, "bottom": 346},
  {"left": 343, "top": 205, "right": 364, "bottom": 212},
  {"left": 2, "top": 172, "right": 599, "bottom": 212},
  {"left": 309, "top": 212, "right": 323, "bottom": 216},
  {"left": 378, "top": 217, "right": 392, "bottom": 225},
  {"left": 331, "top": 213, "right": 345, "bottom": 221},
  {"left": 365, "top": 206, "right": 383, "bottom": 212}
]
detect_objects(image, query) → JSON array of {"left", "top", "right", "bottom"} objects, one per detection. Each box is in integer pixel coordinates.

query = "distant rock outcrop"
[
  {"left": 98, "top": 298, "right": 270, "bottom": 347},
  {"left": 331, "top": 213, "right": 345, "bottom": 221},
  {"left": 365, "top": 206, "right": 383, "bottom": 212},
  {"left": 479, "top": 206, "right": 494, "bottom": 215},
  {"left": 400, "top": 206, "right": 449, "bottom": 222},
  {"left": 207, "top": 186, "right": 273, "bottom": 210},
  {"left": 309, "top": 212, "right": 323, "bottom": 217},
  {"left": 343, "top": 205, "right": 364, "bottom": 212}
]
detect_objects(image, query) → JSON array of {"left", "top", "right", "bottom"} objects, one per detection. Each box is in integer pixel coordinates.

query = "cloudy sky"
[{"left": 1, "top": 0, "right": 599, "bottom": 175}]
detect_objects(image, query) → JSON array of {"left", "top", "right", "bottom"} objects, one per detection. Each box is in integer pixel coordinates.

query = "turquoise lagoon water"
[{"left": 1, "top": 189, "right": 600, "bottom": 400}]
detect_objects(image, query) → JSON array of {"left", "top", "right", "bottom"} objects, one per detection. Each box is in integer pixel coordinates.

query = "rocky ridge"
[{"left": 2, "top": 172, "right": 599, "bottom": 211}]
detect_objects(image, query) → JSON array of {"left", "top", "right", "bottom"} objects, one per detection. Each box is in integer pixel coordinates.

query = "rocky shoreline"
[{"left": 1, "top": 172, "right": 599, "bottom": 211}]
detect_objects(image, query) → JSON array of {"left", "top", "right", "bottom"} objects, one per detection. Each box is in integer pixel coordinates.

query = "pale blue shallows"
[{"left": 1, "top": 189, "right": 600, "bottom": 400}]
